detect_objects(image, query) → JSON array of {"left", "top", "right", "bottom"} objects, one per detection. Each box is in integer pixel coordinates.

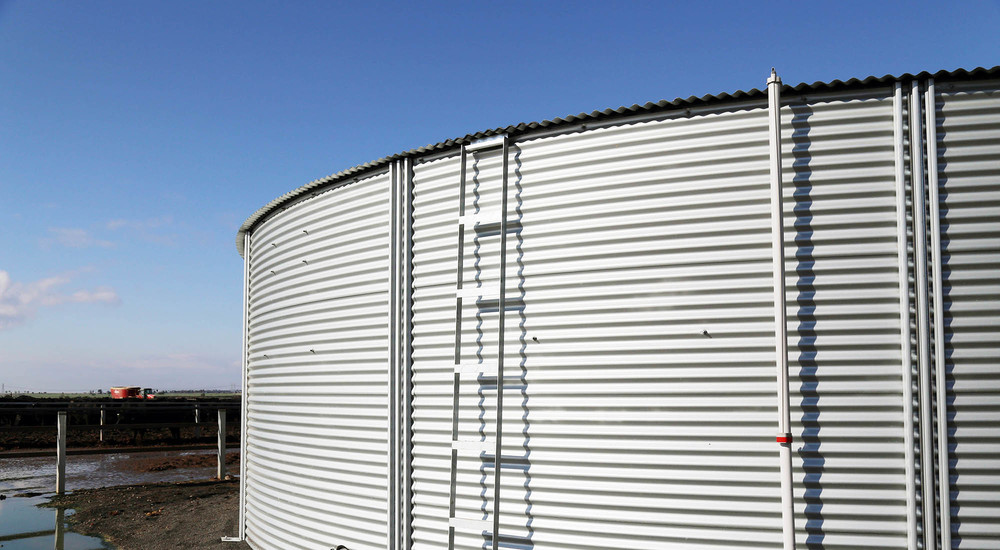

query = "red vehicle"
[
  {"left": 110, "top": 386, "right": 155, "bottom": 399},
  {"left": 110, "top": 386, "right": 140, "bottom": 399}
]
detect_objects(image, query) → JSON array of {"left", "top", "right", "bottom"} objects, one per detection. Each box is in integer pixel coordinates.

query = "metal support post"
[
  {"left": 389, "top": 160, "right": 401, "bottom": 550},
  {"left": 893, "top": 80, "right": 919, "bottom": 548},
  {"left": 402, "top": 157, "right": 414, "bottom": 550},
  {"left": 195, "top": 404, "right": 202, "bottom": 440},
  {"left": 925, "top": 78, "right": 952, "bottom": 550},
  {"left": 767, "top": 68, "right": 796, "bottom": 550},
  {"left": 218, "top": 409, "right": 227, "bottom": 479},
  {"left": 56, "top": 411, "right": 67, "bottom": 494},
  {"left": 99, "top": 405, "right": 105, "bottom": 443},
  {"left": 911, "top": 79, "right": 937, "bottom": 550}
]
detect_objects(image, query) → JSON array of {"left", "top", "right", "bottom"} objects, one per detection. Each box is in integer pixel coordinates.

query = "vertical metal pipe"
[
  {"left": 389, "top": 161, "right": 401, "bottom": 550},
  {"left": 237, "top": 231, "right": 251, "bottom": 540},
  {"left": 767, "top": 69, "right": 796, "bottom": 550},
  {"left": 388, "top": 161, "right": 396, "bottom": 550},
  {"left": 402, "top": 157, "right": 414, "bottom": 550},
  {"left": 56, "top": 411, "right": 67, "bottom": 494},
  {"left": 925, "top": 78, "right": 952, "bottom": 550},
  {"left": 893, "top": 81, "right": 919, "bottom": 549},
  {"left": 218, "top": 408, "right": 227, "bottom": 479},
  {"left": 99, "top": 405, "right": 105, "bottom": 443},
  {"left": 492, "top": 135, "right": 510, "bottom": 550},
  {"left": 911, "top": 79, "right": 936, "bottom": 550}
]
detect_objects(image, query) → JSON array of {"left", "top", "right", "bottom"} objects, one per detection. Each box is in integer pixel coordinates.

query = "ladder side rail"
[
  {"left": 447, "top": 145, "right": 469, "bottom": 550},
  {"left": 491, "top": 135, "right": 510, "bottom": 550}
]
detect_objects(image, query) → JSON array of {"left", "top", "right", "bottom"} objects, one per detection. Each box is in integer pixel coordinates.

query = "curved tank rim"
[{"left": 235, "top": 65, "right": 1000, "bottom": 256}]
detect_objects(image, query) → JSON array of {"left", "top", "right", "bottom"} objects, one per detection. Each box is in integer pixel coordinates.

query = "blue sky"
[{"left": 1, "top": 1, "right": 997, "bottom": 392}]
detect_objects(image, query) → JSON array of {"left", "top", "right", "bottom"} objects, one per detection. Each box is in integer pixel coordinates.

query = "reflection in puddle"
[{"left": 0, "top": 495, "right": 114, "bottom": 549}]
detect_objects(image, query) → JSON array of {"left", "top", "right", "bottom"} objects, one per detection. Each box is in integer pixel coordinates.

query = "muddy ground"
[
  {"left": 45, "top": 478, "right": 251, "bottom": 550},
  {"left": 119, "top": 450, "right": 241, "bottom": 473}
]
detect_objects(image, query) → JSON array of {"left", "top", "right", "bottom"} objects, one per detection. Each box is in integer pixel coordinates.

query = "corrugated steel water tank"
[{"left": 234, "top": 68, "right": 1000, "bottom": 550}]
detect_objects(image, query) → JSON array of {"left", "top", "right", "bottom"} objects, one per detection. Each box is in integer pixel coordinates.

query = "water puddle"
[
  {"left": 0, "top": 449, "right": 237, "bottom": 549},
  {"left": 0, "top": 495, "right": 114, "bottom": 549},
  {"left": 0, "top": 449, "right": 238, "bottom": 494}
]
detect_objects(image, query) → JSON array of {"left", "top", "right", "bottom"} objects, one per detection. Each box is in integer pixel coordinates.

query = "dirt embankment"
[
  {"left": 0, "top": 395, "right": 241, "bottom": 452},
  {"left": 45, "top": 479, "right": 251, "bottom": 550},
  {"left": 0, "top": 426, "right": 241, "bottom": 452}
]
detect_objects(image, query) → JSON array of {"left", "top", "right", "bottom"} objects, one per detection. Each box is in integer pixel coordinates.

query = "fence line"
[{"left": 0, "top": 401, "right": 240, "bottom": 493}]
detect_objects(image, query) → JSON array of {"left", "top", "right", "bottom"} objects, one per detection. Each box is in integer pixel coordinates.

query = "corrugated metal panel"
[
  {"left": 779, "top": 89, "right": 911, "bottom": 548},
  {"left": 410, "top": 102, "right": 787, "bottom": 549},
  {"left": 235, "top": 72, "right": 1000, "bottom": 550},
  {"left": 237, "top": 68, "right": 1000, "bottom": 255},
  {"left": 936, "top": 81, "right": 1000, "bottom": 550},
  {"left": 243, "top": 171, "right": 392, "bottom": 550}
]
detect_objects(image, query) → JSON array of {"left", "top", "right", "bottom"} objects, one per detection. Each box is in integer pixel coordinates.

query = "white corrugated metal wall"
[
  {"left": 779, "top": 88, "right": 913, "bottom": 548},
  {"left": 410, "top": 103, "right": 785, "bottom": 549},
  {"left": 935, "top": 80, "right": 1000, "bottom": 550},
  {"left": 244, "top": 171, "right": 392, "bottom": 550},
  {"left": 234, "top": 72, "right": 1000, "bottom": 550}
]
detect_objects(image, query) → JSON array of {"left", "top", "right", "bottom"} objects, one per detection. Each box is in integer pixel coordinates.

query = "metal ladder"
[{"left": 447, "top": 135, "right": 528, "bottom": 550}]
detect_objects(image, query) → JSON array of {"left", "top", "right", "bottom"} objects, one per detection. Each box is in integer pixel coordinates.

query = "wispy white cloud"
[
  {"left": 41, "top": 227, "right": 115, "bottom": 249},
  {"left": 106, "top": 216, "right": 178, "bottom": 247},
  {"left": 106, "top": 215, "right": 173, "bottom": 231},
  {"left": 0, "top": 269, "right": 120, "bottom": 329}
]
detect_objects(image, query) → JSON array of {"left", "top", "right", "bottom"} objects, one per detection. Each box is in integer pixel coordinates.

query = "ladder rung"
[
  {"left": 454, "top": 363, "right": 490, "bottom": 376},
  {"left": 458, "top": 215, "right": 522, "bottom": 235},
  {"left": 456, "top": 364, "right": 521, "bottom": 380},
  {"left": 457, "top": 368, "right": 527, "bottom": 390},
  {"left": 452, "top": 438, "right": 495, "bottom": 454},
  {"left": 449, "top": 518, "right": 534, "bottom": 545},
  {"left": 456, "top": 286, "right": 496, "bottom": 300},
  {"left": 449, "top": 516, "right": 491, "bottom": 532},
  {"left": 455, "top": 363, "right": 527, "bottom": 388},
  {"left": 474, "top": 297, "right": 525, "bottom": 311},
  {"left": 481, "top": 454, "right": 531, "bottom": 468},
  {"left": 455, "top": 288, "right": 523, "bottom": 304},
  {"left": 457, "top": 213, "right": 490, "bottom": 227},
  {"left": 452, "top": 442, "right": 531, "bottom": 468},
  {"left": 464, "top": 135, "right": 505, "bottom": 152}
]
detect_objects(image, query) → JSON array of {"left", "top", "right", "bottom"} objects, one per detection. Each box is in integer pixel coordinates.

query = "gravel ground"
[{"left": 44, "top": 479, "right": 251, "bottom": 550}]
